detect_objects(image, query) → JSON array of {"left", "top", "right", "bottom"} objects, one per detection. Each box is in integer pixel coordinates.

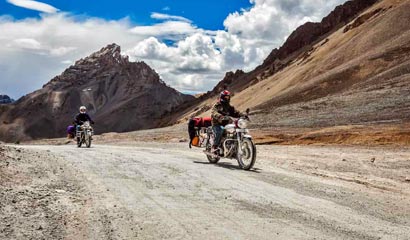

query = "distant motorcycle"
[
  {"left": 76, "top": 121, "right": 93, "bottom": 148},
  {"left": 204, "top": 109, "right": 257, "bottom": 170}
]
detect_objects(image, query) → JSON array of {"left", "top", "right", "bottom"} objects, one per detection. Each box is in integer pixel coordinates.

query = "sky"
[{"left": 0, "top": 0, "right": 346, "bottom": 99}]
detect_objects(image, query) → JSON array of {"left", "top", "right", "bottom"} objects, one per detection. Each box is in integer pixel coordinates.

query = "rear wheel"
[{"left": 237, "top": 138, "right": 256, "bottom": 170}]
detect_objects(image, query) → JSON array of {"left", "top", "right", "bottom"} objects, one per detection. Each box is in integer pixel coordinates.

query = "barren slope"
[
  {"left": 244, "top": 0, "right": 410, "bottom": 128},
  {"left": 178, "top": 0, "right": 410, "bottom": 145}
]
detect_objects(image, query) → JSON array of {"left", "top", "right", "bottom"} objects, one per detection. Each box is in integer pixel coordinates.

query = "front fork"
[{"left": 237, "top": 133, "right": 243, "bottom": 157}]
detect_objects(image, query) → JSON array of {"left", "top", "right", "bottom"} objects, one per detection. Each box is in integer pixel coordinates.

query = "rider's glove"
[{"left": 221, "top": 116, "right": 231, "bottom": 124}]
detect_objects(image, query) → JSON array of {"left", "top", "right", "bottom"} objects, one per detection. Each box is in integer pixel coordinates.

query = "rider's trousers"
[{"left": 212, "top": 125, "right": 224, "bottom": 147}]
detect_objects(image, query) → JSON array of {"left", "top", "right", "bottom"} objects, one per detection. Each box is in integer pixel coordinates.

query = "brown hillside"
[{"left": 176, "top": 0, "right": 410, "bottom": 145}]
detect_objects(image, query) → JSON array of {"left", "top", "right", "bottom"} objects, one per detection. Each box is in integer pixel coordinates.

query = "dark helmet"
[{"left": 220, "top": 90, "right": 231, "bottom": 104}]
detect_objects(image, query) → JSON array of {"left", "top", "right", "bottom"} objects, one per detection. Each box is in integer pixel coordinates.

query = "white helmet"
[{"left": 79, "top": 106, "right": 87, "bottom": 113}]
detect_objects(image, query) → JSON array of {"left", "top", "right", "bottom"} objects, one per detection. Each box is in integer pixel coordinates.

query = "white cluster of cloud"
[
  {"left": 0, "top": 0, "right": 346, "bottom": 99},
  {"left": 225, "top": 0, "right": 345, "bottom": 42}
]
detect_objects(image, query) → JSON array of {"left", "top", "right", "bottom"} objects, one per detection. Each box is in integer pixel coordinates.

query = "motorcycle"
[
  {"left": 76, "top": 121, "right": 93, "bottom": 148},
  {"left": 203, "top": 109, "right": 257, "bottom": 170}
]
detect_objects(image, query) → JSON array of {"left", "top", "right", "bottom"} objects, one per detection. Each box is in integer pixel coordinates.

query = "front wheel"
[
  {"left": 237, "top": 138, "right": 256, "bottom": 170},
  {"left": 85, "top": 134, "right": 92, "bottom": 148},
  {"left": 77, "top": 134, "right": 83, "bottom": 148}
]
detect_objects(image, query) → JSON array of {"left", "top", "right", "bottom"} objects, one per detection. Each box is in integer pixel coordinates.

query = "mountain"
[
  {"left": 179, "top": 0, "right": 410, "bottom": 144},
  {"left": 196, "top": 0, "right": 379, "bottom": 100},
  {"left": 0, "top": 44, "right": 193, "bottom": 142},
  {"left": 0, "top": 95, "right": 14, "bottom": 104}
]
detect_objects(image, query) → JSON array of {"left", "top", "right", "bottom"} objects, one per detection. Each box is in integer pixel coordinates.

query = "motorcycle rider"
[
  {"left": 211, "top": 90, "right": 242, "bottom": 154},
  {"left": 74, "top": 106, "right": 94, "bottom": 134}
]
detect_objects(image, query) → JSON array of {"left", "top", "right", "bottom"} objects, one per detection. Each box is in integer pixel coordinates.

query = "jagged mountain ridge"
[
  {"left": 0, "top": 44, "right": 193, "bottom": 142},
  {"left": 196, "top": 0, "right": 379, "bottom": 101}
]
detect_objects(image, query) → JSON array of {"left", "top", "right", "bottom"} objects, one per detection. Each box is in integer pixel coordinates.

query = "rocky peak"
[
  {"left": 42, "top": 43, "right": 180, "bottom": 96},
  {"left": 0, "top": 95, "right": 14, "bottom": 104},
  {"left": 44, "top": 43, "right": 136, "bottom": 89},
  {"left": 75, "top": 43, "right": 128, "bottom": 66},
  {"left": 212, "top": 70, "right": 245, "bottom": 93}
]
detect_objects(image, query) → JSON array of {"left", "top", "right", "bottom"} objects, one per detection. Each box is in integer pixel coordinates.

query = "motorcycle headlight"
[{"left": 238, "top": 119, "right": 248, "bottom": 129}]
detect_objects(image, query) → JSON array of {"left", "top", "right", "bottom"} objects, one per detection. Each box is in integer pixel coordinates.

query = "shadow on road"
[{"left": 193, "top": 161, "right": 261, "bottom": 173}]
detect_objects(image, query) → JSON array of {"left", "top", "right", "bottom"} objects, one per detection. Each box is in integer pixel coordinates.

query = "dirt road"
[{"left": 1, "top": 143, "right": 409, "bottom": 239}]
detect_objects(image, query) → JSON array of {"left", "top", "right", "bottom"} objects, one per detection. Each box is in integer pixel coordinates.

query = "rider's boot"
[
  {"left": 211, "top": 145, "right": 218, "bottom": 153},
  {"left": 211, "top": 145, "right": 222, "bottom": 156}
]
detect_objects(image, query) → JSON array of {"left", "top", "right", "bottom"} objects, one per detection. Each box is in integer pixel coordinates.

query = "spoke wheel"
[
  {"left": 206, "top": 141, "right": 220, "bottom": 164},
  {"left": 237, "top": 138, "right": 256, "bottom": 170},
  {"left": 77, "top": 133, "right": 83, "bottom": 148},
  {"left": 85, "top": 133, "right": 92, "bottom": 148}
]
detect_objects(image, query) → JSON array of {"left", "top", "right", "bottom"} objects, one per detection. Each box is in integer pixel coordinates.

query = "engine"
[{"left": 223, "top": 139, "right": 236, "bottom": 158}]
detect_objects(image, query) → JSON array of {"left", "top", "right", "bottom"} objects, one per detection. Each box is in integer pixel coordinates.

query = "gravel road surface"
[{"left": 1, "top": 143, "right": 409, "bottom": 239}]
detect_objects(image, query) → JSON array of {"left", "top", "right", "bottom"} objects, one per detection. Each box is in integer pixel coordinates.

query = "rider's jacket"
[
  {"left": 211, "top": 101, "right": 241, "bottom": 126},
  {"left": 74, "top": 113, "right": 94, "bottom": 125}
]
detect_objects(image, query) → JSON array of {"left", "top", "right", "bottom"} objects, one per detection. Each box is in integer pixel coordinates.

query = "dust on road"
[{"left": 1, "top": 143, "right": 409, "bottom": 239}]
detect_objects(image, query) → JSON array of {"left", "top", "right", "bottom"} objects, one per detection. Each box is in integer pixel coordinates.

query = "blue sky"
[
  {"left": 0, "top": 0, "right": 252, "bottom": 30},
  {"left": 0, "top": 0, "right": 346, "bottom": 99}
]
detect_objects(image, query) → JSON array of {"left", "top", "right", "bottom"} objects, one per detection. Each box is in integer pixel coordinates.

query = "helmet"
[
  {"left": 79, "top": 106, "right": 87, "bottom": 113},
  {"left": 220, "top": 90, "right": 231, "bottom": 104}
]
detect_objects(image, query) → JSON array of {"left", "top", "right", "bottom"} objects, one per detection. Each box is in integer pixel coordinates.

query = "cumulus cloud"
[
  {"left": 126, "top": 37, "right": 176, "bottom": 61},
  {"left": 175, "top": 33, "right": 221, "bottom": 72},
  {"left": 125, "top": 33, "right": 224, "bottom": 92},
  {"left": 7, "top": 0, "right": 59, "bottom": 13},
  {"left": 224, "top": 0, "right": 346, "bottom": 42},
  {"left": 1, "top": 0, "right": 347, "bottom": 98}
]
